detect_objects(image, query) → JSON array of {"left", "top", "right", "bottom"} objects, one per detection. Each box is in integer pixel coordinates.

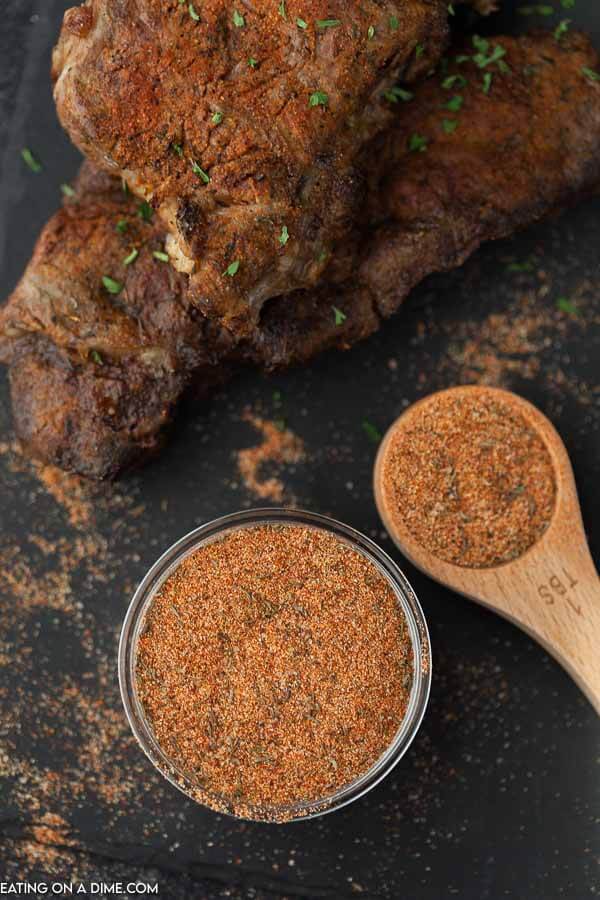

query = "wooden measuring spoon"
[{"left": 374, "top": 385, "right": 600, "bottom": 714}]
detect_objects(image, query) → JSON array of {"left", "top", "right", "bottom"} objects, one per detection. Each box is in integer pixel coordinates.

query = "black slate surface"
[{"left": 0, "top": 2, "right": 599, "bottom": 897}]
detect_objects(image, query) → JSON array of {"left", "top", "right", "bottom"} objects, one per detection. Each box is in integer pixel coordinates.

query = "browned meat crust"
[
  {"left": 3, "top": 32, "right": 600, "bottom": 479},
  {"left": 52, "top": 0, "right": 448, "bottom": 336},
  {"left": 0, "top": 168, "right": 235, "bottom": 478}
]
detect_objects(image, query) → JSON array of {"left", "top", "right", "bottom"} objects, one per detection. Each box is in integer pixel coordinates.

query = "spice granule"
[
  {"left": 135, "top": 524, "right": 413, "bottom": 820},
  {"left": 381, "top": 388, "right": 557, "bottom": 568}
]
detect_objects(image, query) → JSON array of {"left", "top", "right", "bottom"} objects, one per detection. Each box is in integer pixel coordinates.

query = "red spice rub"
[
  {"left": 380, "top": 388, "right": 557, "bottom": 568},
  {"left": 135, "top": 524, "right": 413, "bottom": 820}
]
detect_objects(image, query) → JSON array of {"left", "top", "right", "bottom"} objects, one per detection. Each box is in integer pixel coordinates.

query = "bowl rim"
[{"left": 118, "top": 507, "right": 432, "bottom": 822}]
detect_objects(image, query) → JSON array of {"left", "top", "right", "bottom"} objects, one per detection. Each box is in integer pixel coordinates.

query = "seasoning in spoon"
[
  {"left": 378, "top": 386, "right": 557, "bottom": 568},
  {"left": 135, "top": 523, "right": 414, "bottom": 821}
]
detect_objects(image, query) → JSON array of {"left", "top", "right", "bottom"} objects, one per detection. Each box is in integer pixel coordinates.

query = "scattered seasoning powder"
[
  {"left": 33, "top": 464, "right": 93, "bottom": 528},
  {"left": 135, "top": 524, "right": 414, "bottom": 821},
  {"left": 381, "top": 387, "right": 557, "bottom": 568},
  {"left": 237, "top": 414, "right": 304, "bottom": 502}
]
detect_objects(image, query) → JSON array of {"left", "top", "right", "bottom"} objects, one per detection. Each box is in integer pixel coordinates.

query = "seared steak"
[
  {"left": 3, "top": 32, "right": 600, "bottom": 478},
  {"left": 0, "top": 167, "right": 237, "bottom": 477},
  {"left": 52, "top": 0, "right": 448, "bottom": 336}
]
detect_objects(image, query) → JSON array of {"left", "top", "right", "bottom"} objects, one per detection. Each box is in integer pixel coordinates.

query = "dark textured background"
[{"left": 0, "top": 2, "right": 599, "bottom": 897}]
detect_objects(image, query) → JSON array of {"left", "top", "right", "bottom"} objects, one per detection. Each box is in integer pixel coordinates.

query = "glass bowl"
[{"left": 118, "top": 508, "right": 432, "bottom": 822}]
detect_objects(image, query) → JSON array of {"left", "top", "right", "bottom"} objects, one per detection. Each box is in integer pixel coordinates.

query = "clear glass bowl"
[{"left": 118, "top": 508, "right": 432, "bottom": 822}]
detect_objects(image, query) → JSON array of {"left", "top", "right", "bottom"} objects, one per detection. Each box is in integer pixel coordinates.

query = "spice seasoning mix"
[
  {"left": 380, "top": 387, "right": 557, "bottom": 568},
  {"left": 135, "top": 523, "right": 414, "bottom": 820}
]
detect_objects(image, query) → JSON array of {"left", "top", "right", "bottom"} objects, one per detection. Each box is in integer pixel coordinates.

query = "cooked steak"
[
  {"left": 234, "top": 30, "right": 600, "bottom": 362},
  {"left": 3, "top": 32, "right": 600, "bottom": 479},
  {"left": 0, "top": 167, "right": 236, "bottom": 477},
  {"left": 52, "top": 0, "right": 448, "bottom": 336}
]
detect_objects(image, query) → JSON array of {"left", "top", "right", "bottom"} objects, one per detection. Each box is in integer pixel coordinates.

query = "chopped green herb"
[
  {"left": 211, "top": 110, "right": 223, "bottom": 125},
  {"left": 554, "top": 18, "right": 570, "bottom": 41},
  {"left": 442, "top": 74, "right": 467, "bottom": 89},
  {"left": 506, "top": 260, "right": 534, "bottom": 273},
  {"left": 191, "top": 161, "right": 210, "bottom": 183},
  {"left": 408, "top": 133, "right": 428, "bottom": 153},
  {"left": 188, "top": 3, "right": 200, "bottom": 21},
  {"left": 518, "top": 4, "right": 553, "bottom": 14},
  {"left": 122, "top": 178, "right": 130, "bottom": 195},
  {"left": 248, "top": 57, "right": 258, "bottom": 68},
  {"left": 316, "top": 18, "right": 341, "bottom": 28},
  {"left": 448, "top": 3, "right": 455, "bottom": 14},
  {"left": 296, "top": 17, "right": 308, "bottom": 29},
  {"left": 171, "top": 141, "right": 184, "bottom": 157},
  {"left": 332, "top": 306, "right": 346, "bottom": 326},
  {"left": 473, "top": 37, "right": 507, "bottom": 69},
  {"left": 367, "top": 25, "right": 375, "bottom": 40},
  {"left": 561, "top": 0, "right": 575, "bottom": 7},
  {"left": 556, "top": 296, "right": 577, "bottom": 315},
  {"left": 444, "top": 94, "right": 463, "bottom": 111},
  {"left": 309, "top": 91, "right": 329, "bottom": 107},
  {"left": 362, "top": 420, "right": 382, "bottom": 443},
  {"left": 455, "top": 54, "right": 470, "bottom": 64},
  {"left": 153, "top": 250, "right": 169, "bottom": 262},
  {"left": 61, "top": 183, "right": 76, "bottom": 198},
  {"left": 442, "top": 119, "right": 458, "bottom": 134},
  {"left": 123, "top": 248, "right": 139, "bottom": 266},
  {"left": 384, "top": 86, "right": 414, "bottom": 103},
  {"left": 116, "top": 219, "right": 128, "bottom": 234},
  {"left": 278, "top": 225, "right": 289, "bottom": 246},
  {"left": 138, "top": 201, "right": 153, "bottom": 222},
  {"left": 278, "top": 0, "right": 287, "bottom": 19},
  {"left": 389, "top": 15, "right": 399, "bottom": 31},
  {"left": 273, "top": 418, "right": 286, "bottom": 432},
  {"left": 102, "top": 275, "right": 123, "bottom": 295},
  {"left": 415, "top": 43, "right": 425, "bottom": 58},
  {"left": 582, "top": 66, "right": 600, "bottom": 83},
  {"left": 21, "top": 148, "right": 42, "bottom": 173},
  {"left": 224, "top": 260, "right": 240, "bottom": 277},
  {"left": 233, "top": 9, "right": 245, "bottom": 27},
  {"left": 478, "top": 46, "right": 506, "bottom": 68},
  {"left": 482, "top": 72, "right": 493, "bottom": 94},
  {"left": 316, "top": 249, "right": 328, "bottom": 263},
  {"left": 408, "top": 132, "right": 429, "bottom": 153},
  {"left": 90, "top": 350, "right": 103, "bottom": 365}
]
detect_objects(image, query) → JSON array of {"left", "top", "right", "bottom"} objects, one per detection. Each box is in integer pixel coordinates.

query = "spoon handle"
[
  {"left": 475, "top": 533, "right": 600, "bottom": 715},
  {"left": 525, "top": 541, "right": 600, "bottom": 714}
]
